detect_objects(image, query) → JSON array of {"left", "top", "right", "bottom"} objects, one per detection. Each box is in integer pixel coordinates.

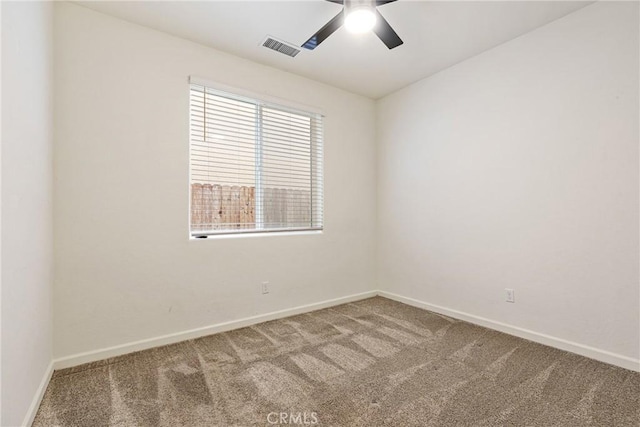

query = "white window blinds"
[{"left": 189, "top": 82, "right": 323, "bottom": 237}]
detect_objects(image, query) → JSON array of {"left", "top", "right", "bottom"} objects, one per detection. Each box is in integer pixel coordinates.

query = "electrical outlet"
[
  {"left": 261, "top": 281, "right": 270, "bottom": 294},
  {"left": 505, "top": 288, "right": 515, "bottom": 303}
]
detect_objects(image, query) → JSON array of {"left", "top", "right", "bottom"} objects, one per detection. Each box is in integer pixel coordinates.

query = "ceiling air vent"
[{"left": 262, "top": 36, "right": 301, "bottom": 58}]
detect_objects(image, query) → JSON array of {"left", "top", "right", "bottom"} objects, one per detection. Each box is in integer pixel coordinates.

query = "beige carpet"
[{"left": 34, "top": 297, "right": 639, "bottom": 426}]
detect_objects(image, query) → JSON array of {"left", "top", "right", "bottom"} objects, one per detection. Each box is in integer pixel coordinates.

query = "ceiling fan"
[{"left": 302, "top": 0, "right": 403, "bottom": 51}]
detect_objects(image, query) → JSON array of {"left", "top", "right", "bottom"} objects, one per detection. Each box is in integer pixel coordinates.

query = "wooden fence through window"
[{"left": 190, "top": 183, "right": 311, "bottom": 232}]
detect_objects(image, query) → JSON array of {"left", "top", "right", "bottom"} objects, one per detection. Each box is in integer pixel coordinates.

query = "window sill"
[{"left": 189, "top": 229, "right": 323, "bottom": 241}]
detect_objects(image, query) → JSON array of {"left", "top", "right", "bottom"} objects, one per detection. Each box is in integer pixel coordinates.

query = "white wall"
[
  {"left": 377, "top": 1, "right": 639, "bottom": 363},
  {"left": 53, "top": 3, "right": 376, "bottom": 359},
  {"left": 1, "top": 1, "right": 54, "bottom": 425}
]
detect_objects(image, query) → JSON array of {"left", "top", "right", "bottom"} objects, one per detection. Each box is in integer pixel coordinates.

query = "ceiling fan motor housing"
[{"left": 344, "top": 0, "right": 377, "bottom": 13}]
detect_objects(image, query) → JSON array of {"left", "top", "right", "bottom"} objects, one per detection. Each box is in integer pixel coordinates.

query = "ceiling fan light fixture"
[{"left": 344, "top": 7, "right": 377, "bottom": 34}]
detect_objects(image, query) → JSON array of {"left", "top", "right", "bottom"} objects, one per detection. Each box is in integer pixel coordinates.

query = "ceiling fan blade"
[
  {"left": 325, "top": 0, "right": 344, "bottom": 3},
  {"left": 302, "top": 11, "right": 344, "bottom": 50},
  {"left": 373, "top": 10, "right": 403, "bottom": 49},
  {"left": 375, "top": 0, "right": 397, "bottom": 5}
]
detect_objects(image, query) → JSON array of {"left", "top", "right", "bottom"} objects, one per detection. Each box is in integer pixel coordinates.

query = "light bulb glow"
[{"left": 344, "top": 8, "right": 376, "bottom": 34}]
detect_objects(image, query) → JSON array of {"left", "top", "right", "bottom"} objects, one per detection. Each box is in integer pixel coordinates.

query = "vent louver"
[{"left": 262, "top": 36, "right": 301, "bottom": 58}]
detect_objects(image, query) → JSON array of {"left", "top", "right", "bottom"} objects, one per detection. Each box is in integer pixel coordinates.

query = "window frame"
[{"left": 188, "top": 76, "right": 324, "bottom": 239}]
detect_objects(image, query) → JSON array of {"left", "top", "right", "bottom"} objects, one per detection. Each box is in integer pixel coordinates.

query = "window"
[{"left": 189, "top": 80, "right": 323, "bottom": 237}]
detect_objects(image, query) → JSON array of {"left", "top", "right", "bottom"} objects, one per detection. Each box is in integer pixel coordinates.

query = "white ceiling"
[{"left": 76, "top": 1, "right": 592, "bottom": 99}]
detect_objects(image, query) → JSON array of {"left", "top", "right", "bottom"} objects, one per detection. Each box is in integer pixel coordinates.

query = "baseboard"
[
  {"left": 53, "top": 290, "right": 377, "bottom": 370},
  {"left": 378, "top": 291, "right": 640, "bottom": 372},
  {"left": 52, "top": 289, "right": 640, "bottom": 373},
  {"left": 22, "top": 360, "right": 54, "bottom": 427}
]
